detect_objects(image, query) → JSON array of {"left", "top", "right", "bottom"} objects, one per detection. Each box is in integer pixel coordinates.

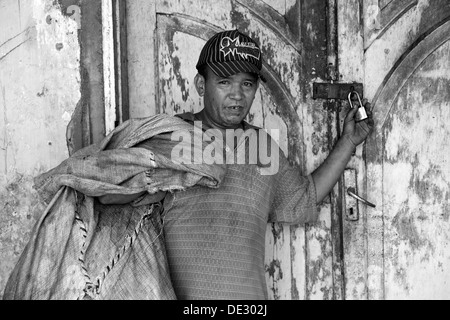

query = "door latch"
[
  {"left": 347, "top": 187, "right": 376, "bottom": 208},
  {"left": 312, "top": 82, "right": 363, "bottom": 100},
  {"left": 344, "top": 169, "right": 376, "bottom": 222}
]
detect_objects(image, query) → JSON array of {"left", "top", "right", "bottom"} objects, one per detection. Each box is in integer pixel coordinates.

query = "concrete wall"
[{"left": 0, "top": 0, "right": 81, "bottom": 298}]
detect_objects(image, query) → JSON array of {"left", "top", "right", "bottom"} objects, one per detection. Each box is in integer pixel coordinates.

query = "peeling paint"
[
  {"left": 374, "top": 38, "right": 450, "bottom": 299},
  {"left": 392, "top": 208, "right": 432, "bottom": 250},
  {"left": 0, "top": 174, "right": 48, "bottom": 293},
  {"left": 157, "top": 0, "right": 233, "bottom": 30},
  {"left": 0, "top": 0, "right": 80, "bottom": 297},
  {"left": 265, "top": 259, "right": 283, "bottom": 299},
  {"left": 365, "top": 0, "right": 433, "bottom": 99},
  {"left": 366, "top": 4, "right": 381, "bottom": 31},
  {"left": 305, "top": 215, "right": 333, "bottom": 299},
  {"left": 266, "top": 259, "right": 283, "bottom": 279},
  {"left": 157, "top": 19, "right": 204, "bottom": 115}
]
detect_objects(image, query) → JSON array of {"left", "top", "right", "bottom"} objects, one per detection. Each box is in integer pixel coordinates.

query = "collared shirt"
[{"left": 161, "top": 113, "right": 318, "bottom": 300}]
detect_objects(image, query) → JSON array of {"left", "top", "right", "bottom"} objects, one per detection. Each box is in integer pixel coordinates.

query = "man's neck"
[
  {"left": 193, "top": 111, "right": 247, "bottom": 151},
  {"left": 194, "top": 110, "right": 244, "bottom": 132}
]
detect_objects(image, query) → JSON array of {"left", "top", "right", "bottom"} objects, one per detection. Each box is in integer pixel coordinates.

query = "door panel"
[
  {"left": 368, "top": 27, "right": 450, "bottom": 299},
  {"left": 126, "top": 0, "right": 335, "bottom": 299},
  {"left": 382, "top": 44, "right": 450, "bottom": 297},
  {"left": 340, "top": 0, "right": 450, "bottom": 299}
]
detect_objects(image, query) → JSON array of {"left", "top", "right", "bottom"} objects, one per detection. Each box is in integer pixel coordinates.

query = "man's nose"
[{"left": 230, "top": 83, "right": 243, "bottom": 100}]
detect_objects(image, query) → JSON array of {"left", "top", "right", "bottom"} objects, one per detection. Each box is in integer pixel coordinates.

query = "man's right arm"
[{"left": 311, "top": 103, "right": 374, "bottom": 203}]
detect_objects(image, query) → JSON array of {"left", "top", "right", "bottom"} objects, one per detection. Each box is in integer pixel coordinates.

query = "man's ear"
[{"left": 194, "top": 73, "right": 205, "bottom": 96}]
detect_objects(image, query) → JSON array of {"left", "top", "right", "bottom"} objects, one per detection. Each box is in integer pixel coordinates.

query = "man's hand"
[
  {"left": 311, "top": 99, "right": 375, "bottom": 203},
  {"left": 342, "top": 99, "right": 375, "bottom": 147}
]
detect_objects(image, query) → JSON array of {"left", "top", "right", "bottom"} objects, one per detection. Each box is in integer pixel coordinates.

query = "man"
[
  {"left": 155, "top": 29, "right": 374, "bottom": 299},
  {"left": 4, "top": 29, "right": 373, "bottom": 301}
]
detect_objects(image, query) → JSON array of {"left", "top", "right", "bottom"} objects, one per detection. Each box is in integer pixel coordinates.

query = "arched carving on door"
[
  {"left": 364, "top": 15, "right": 450, "bottom": 299},
  {"left": 367, "top": 19, "right": 450, "bottom": 164}
]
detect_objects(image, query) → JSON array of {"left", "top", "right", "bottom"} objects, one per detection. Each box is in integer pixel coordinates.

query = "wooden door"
[
  {"left": 340, "top": 0, "right": 450, "bottom": 299},
  {"left": 125, "top": 0, "right": 341, "bottom": 299}
]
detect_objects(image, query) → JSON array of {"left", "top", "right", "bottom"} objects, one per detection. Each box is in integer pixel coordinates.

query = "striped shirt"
[{"left": 161, "top": 113, "right": 318, "bottom": 300}]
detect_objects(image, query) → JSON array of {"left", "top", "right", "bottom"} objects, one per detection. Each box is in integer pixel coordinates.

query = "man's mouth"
[{"left": 226, "top": 106, "right": 243, "bottom": 110}]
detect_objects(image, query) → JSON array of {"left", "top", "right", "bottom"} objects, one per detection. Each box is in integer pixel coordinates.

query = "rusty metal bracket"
[{"left": 312, "top": 82, "right": 363, "bottom": 100}]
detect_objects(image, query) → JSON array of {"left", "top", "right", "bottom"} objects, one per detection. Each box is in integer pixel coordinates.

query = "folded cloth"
[
  {"left": 34, "top": 113, "right": 226, "bottom": 204},
  {"left": 3, "top": 113, "right": 226, "bottom": 300}
]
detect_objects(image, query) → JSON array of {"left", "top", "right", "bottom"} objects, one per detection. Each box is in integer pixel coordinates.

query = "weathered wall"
[{"left": 0, "top": 0, "right": 81, "bottom": 298}]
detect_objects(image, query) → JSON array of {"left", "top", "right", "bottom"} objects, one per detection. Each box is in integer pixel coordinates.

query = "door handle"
[{"left": 347, "top": 187, "right": 376, "bottom": 208}]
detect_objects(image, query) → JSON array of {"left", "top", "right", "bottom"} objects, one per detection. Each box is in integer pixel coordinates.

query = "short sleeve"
[{"left": 269, "top": 153, "right": 318, "bottom": 225}]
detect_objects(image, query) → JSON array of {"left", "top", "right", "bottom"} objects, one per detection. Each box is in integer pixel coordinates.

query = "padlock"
[{"left": 348, "top": 91, "right": 368, "bottom": 122}]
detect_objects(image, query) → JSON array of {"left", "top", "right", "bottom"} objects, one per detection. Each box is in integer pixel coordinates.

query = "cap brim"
[{"left": 207, "top": 61, "right": 265, "bottom": 82}]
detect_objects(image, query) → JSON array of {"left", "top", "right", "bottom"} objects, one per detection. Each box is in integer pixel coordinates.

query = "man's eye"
[
  {"left": 243, "top": 81, "right": 254, "bottom": 87},
  {"left": 218, "top": 80, "right": 230, "bottom": 85}
]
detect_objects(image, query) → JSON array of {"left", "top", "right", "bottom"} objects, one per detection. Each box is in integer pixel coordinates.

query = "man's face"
[{"left": 196, "top": 67, "right": 259, "bottom": 130}]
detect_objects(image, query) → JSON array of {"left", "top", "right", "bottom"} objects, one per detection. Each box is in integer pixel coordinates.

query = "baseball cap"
[{"left": 196, "top": 29, "right": 265, "bottom": 81}]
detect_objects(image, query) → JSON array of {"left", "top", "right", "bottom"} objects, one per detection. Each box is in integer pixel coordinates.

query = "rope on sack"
[
  {"left": 74, "top": 202, "right": 164, "bottom": 300},
  {"left": 75, "top": 213, "right": 96, "bottom": 300},
  {"left": 94, "top": 210, "right": 152, "bottom": 294}
]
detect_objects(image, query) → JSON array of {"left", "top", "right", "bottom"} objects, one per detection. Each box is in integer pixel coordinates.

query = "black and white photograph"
[{"left": 0, "top": 0, "right": 449, "bottom": 308}]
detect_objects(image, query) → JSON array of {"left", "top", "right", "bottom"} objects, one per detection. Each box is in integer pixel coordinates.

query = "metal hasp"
[{"left": 312, "top": 82, "right": 363, "bottom": 100}]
